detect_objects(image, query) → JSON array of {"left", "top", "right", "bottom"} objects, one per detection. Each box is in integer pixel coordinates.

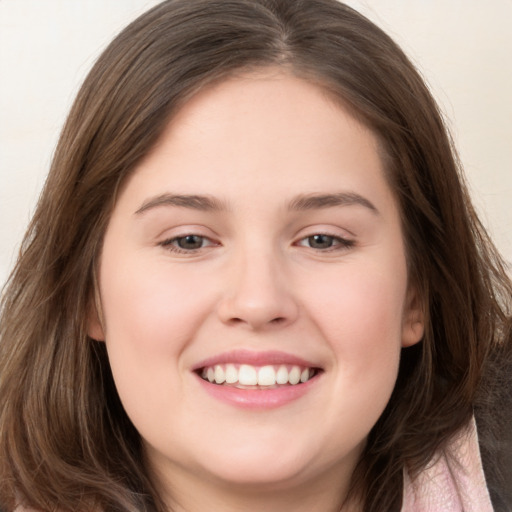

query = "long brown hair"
[{"left": 1, "top": 1, "right": 511, "bottom": 510}]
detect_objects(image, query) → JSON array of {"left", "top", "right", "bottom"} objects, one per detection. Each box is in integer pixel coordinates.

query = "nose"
[{"left": 216, "top": 248, "right": 299, "bottom": 330}]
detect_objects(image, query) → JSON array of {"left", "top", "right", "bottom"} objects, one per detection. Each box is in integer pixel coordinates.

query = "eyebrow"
[
  {"left": 135, "top": 194, "right": 227, "bottom": 215},
  {"left": 134, "top": 191, "right": 379, "bottom": 216},
  {"left": 288, "top": 192, "right": 379, "bottom": 214}
]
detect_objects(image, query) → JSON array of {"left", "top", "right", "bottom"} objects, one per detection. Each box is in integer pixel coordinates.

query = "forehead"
[
  {"left": 112, "top": 69, "right": 398, "bottom": 224},
  {"left": 164, "top": 68, "right": 370, "bottom": 145}
]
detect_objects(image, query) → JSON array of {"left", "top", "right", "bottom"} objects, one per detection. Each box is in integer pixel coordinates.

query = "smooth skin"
[{"left": 89, "top": 69, "right": 424, "bottom": 512}]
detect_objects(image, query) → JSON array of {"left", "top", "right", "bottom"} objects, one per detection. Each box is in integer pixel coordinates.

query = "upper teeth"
[{"left": 201, "top": 364, "right": 313, "bottom": 387}]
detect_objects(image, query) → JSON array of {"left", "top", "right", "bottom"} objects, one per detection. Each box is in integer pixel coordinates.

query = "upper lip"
[{"left": 191, "top": 349, "right": 322, "bottom": 371}]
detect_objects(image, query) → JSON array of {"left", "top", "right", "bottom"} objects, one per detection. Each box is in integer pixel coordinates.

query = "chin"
[
  {"left": 202, "top": 457, "right": 313, "bottom": 490},
  {"left": 194, "top": 434, "right": 355, "bottom": 491}
]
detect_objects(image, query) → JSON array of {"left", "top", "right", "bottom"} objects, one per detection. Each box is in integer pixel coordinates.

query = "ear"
[
  {"left": 87, "top": 307, "right": 105, "bottom": 341},
  {"left": 401, "top": 284, "right": 425, "bottom": 347},
  {"left": 87, "top": 292, "right": 105, "bottom": 342}
]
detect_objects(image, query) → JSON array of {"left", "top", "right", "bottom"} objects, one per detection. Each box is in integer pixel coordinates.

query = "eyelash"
[{"left": 159, "top": 233, "right": 355, "bottom": 254}]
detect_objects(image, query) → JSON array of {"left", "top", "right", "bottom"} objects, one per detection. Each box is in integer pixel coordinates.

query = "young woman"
[{"left": 0, "top": 1, "right": 510, "bottom": 511}]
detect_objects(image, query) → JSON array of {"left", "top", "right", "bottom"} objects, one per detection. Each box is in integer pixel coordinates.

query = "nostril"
[{"left": 225, "top": 315, "right": 287, "bottom": 328}]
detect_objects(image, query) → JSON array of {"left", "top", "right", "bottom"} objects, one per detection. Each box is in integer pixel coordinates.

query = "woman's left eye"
[
  {"left": 296, "top": 234, "right": 354, "bottom": 251},
  {"left": 160, "top": 234, "right": 216, "bottom": 253}
]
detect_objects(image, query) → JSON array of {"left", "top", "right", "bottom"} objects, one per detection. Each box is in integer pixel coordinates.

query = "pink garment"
[{"left": 402, "top": 417, "right": 493, "bottom": 511}]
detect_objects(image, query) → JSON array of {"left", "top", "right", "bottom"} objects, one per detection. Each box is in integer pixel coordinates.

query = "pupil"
[
  {"left": 178, "top": 235, "right": 203, "bottom": 249},
  {"left": 309, "top": 234, "right": 333, "bottom": 249}
]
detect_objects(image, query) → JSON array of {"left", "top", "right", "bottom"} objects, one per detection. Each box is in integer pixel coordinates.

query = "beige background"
[{"left": 1, "top": 0, "right": 511, "bottom": 286}]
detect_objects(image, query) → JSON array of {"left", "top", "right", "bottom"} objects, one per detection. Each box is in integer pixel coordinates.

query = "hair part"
[{"left": 1, "top": 1, "right": 511, "bottom": 510}]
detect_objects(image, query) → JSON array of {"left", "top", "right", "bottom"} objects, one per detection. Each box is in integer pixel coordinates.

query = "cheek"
[
  {"left": 294, "top": 263, "right": 407, "bottom": 458},
  {"left": 304, "top": 263, "right": 406, "bottom": 386},
  {"left": 96, "top": 252, "right": 218, "bottom": 417},
  {"left": 97, "top": 254, "right": 218, "bottom": 440},
  {"left": 99, "top": 256, "right": 215, "bottom": 356},
  {"left": 310, "top": 265, "right": 404, "bottom": 333}
]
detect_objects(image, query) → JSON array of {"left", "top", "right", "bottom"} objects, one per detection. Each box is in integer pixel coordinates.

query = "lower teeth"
[{"left": 225, "top": 383, "right": 287, "bottom": 389}]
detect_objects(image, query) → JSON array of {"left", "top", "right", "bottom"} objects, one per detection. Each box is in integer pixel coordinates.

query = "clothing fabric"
[{"left": 402, "top": 417, "right": 493, "bottom": 511}]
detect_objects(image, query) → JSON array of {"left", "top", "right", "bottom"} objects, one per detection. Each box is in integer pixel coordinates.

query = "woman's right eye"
[{"left": 159, "top": 234, "right": 216, "bottom": 253}]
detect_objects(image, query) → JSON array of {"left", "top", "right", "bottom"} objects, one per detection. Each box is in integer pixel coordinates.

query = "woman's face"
[{"left": 90, "top": 70, "right": 423, "bottom": 502}]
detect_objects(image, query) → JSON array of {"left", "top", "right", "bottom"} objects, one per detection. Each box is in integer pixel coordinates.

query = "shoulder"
[
  {"left": 476, "top": 344, "right": 512, "bottom": 511},
  {"left": 403, "top": 418, "right": 494, "bottom": 511}
]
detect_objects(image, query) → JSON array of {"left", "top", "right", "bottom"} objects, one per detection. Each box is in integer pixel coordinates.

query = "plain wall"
[{"left": 1, "top": 0, "right": 511, "bottom": 286}]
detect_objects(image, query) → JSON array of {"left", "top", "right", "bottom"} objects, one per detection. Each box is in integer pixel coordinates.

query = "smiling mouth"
[{"left": 197, "top": 363, "right": 321, "bottom": 389}]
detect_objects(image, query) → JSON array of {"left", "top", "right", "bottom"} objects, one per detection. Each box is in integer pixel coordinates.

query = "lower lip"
[{"left": 195, "top": 373, "right": 320, "bottom": 409}]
